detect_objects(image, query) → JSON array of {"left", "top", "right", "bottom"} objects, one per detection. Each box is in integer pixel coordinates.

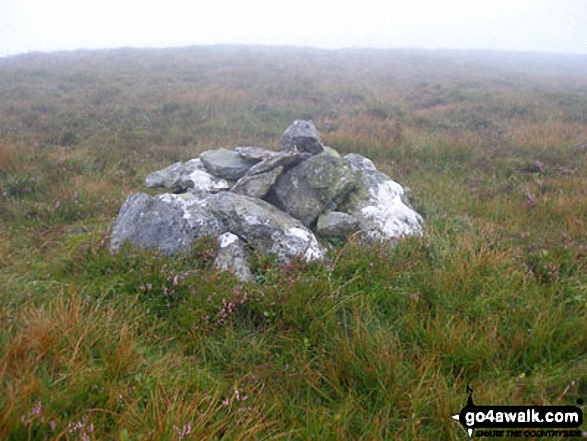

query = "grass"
[{"left": 0, "top": 46, "right": 586, "bottom": 440}]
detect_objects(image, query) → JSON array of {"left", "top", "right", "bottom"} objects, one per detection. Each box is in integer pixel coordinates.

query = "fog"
[{"left": 1, "top": 0, "right": 586, "bottom": 57}]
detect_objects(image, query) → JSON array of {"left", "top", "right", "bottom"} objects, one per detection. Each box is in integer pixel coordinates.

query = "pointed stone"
[{"left": 281, "top": 120, "right": 324, "bottom": 155}]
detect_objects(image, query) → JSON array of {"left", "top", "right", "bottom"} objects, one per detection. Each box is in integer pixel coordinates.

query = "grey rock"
[
  {"left": 231, "top": 166, "right": 283, "bottom": 198},
  {"left": 110, "top": 192, "right": 224, "bottom": 254},
  {"left": 183, "top": 159, "right": 231, "bottom": 192},
  {"left": 184, "top": 158, "right": 203, "bottom": 168},
  {"left": 281, "top": 120, "right": 324, "bottom": 155},
  {"left": 145, "top": 162, "right": 186, "bottom": 189},
  {"left": 146, "top": 159, "right": 229, "bottom": 192},
  {"left": 316, "top": 211, "right": 359, "bottom": 238},
  {"left": 200, "top": 148, "right": 257, "bottom": 180},
  {"left": 209, "top": 191, "right": 325, "bottom": 263},
  {"left": 214, "top": 232, "right": 254, "bottom": 282},
  {"left": 184, "top": 169, "right": 231, "bottom": 193},
  {"left": 267, "top": 152, "right": 357, "bottom": 226},
  {"left": 344, "top": 153, "right": 377, "bottom": 172},
  {"left": 339, "top": 153, "right": 423, "bottom": 242},
  {"left": 235, "top": 146, "right": 276, "bottom": 162},
  {"left": 245, "top": 149, "right": 304, "bottom": 176}
]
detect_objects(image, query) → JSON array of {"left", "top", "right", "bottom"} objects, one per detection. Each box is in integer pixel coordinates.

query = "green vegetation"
[{"left": 1, "top": 46, "right": 586, "bottom": 440}]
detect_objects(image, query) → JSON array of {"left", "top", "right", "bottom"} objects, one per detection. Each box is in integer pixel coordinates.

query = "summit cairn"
[{"left": 111, "top": 121, "right": 423, "bottom": 281}]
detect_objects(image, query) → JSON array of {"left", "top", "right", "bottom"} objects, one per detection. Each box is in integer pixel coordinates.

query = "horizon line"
[{"left": 2, "top": 43, "right": 587, "bottom": 60}]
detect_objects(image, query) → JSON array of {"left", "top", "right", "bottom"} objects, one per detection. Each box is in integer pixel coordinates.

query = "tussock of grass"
[{"left": 1, "top": 47, "right": 586, "bottom": 439}]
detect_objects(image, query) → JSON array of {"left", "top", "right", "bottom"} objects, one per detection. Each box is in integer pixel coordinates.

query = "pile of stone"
[{"left": 110, "top": 121, "right": 423, "bottom": 281}]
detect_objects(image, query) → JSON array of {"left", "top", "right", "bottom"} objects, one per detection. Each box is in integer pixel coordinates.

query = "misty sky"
[{"left": 1, "top": 0, "right": 586, "bottom": 57}]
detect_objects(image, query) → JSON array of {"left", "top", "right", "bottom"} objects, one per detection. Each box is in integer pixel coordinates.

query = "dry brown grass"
[
  {"left": 0, "top": 234, "right": 11, "bottom": 269},
  {"left": 0, "top": 142, "right": 17, "bottom": 170},
  {"left": 506, "top": 120, "right": 587, "bottom": 149}
]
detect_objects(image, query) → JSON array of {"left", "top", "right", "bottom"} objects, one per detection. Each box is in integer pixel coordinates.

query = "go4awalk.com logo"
[{"left": 451, "top": 386, "right": 584, "bottom": 438}]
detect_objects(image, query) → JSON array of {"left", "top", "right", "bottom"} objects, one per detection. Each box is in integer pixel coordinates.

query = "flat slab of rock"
[
  {"left": 235, "top": 146, "right": 276, "bottom": 162},
  {"left": 316, "top": 211, "right": 359, "bottom": 238},
  {"left": 340, "top": 153, "right": 423, "bottom": 242},
  {"left": 209, "top": 191, "right": 325, "bottom": 263},
  {"left": 231, "top": 166, "right": 283, "bottom": 198},
  {"left": 214, "top": 233, "right": 254, "bottom": 282},
  {"left": 200, "top": 148, "right": 257, "bottom": 180},
  {"left": 245, "top": 149, "right": 304, "bottom": 176},
  {"left": 110, "top": 192, "right": 224, "bottom": 254},
  {"left": 267, "top": 152, "right": 357, "bottom": 226},
  {"left": 281, "top": 120, "right": 324, "bottom": 155}
]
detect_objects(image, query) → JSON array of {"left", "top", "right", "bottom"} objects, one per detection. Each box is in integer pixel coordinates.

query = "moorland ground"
[{"left": 0, "top": 46, "right": 586, "bottom": 440}]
